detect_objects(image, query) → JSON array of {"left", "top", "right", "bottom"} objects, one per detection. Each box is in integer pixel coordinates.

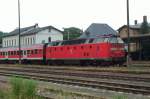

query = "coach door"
[
  {"left": 23, "top": 50, "right": 27, "bottom": 58},
  {"left": 5, "top": 51, "right": 8, "bottom": 58}
]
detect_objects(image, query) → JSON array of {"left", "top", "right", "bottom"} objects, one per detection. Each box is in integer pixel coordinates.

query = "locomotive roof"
[{"left": 79, "top": 23, "right": 117, "bottom": 38}]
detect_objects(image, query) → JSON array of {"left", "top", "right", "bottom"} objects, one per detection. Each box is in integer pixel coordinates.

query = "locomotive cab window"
[
  {"left": 109, "top": 37, "right": 118, "bottom": 43},
  {"left": 89, "top": 39, "right": 94, "bottom": 43},
  {"left": 93, "top": 38, "right": 104, "bottom": 43},
  {"left": 117, "top": 37, "right": 124, "bottom": 43}
]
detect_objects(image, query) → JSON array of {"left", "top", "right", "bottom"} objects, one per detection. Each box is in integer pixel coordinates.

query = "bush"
[{"left": 10, "top": 76, "right": 43, "bottom": 99}]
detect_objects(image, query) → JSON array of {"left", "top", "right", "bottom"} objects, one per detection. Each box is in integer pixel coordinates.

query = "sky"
[{"left": 0, "top": 0, "right": 150, "bottom": 32}]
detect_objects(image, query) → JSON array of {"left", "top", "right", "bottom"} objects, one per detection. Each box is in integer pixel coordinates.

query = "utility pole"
[
  {"left": 18, "top": 0, "right": 21, "bottom": 64},
  {"left": 68, "top": 30, "right": 69, "bottom": 40},
  {"left": 127, "top": 0, "right": 130, "bottom": 66}
]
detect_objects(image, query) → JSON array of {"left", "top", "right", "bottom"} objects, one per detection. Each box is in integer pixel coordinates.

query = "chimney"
[
  {"left": 143, "top": 16, "right": 147, "bottom": 22},
  {"left": 34, "top": 23, "right": 38, "bottom": 28},
  {"left": 134, "top": 20, "right": 138, "bottom": 25}
]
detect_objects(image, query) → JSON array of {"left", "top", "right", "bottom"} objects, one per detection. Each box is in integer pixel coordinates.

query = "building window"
[
  {"left": 12, "top": 40, "right": 13, "bottom": 46},
  {"left": 48, "top": 37, "right": 51, "bottom": 42},
  {"left": 31, "top": 38, "right": 32, "bottom": 44},
  {"left": 28, "top": 38, "right": 30, "bottom": 45},
  {"left": 26, "top": 38, "right": 27, "bottom": 45},
  {"left": 33, "top": 37, "right": 35, "bottom": 44},
  {"left": 14, "top": 39, "right": 16, "bottom": 46},
  {"left": 42, "top": 40, "right": 45, "bottom": 44},
  {"left": 9, "top": 40, "right": 11, "bottom": 46},
  {"left": 7, "top": 40, "right": 8, "bottom": 47},
  {"left": 4, "top": 41, "right": 6, "bottom": 47}
]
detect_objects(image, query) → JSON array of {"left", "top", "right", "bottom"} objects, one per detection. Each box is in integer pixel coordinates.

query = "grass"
[
  {"left": 0, "top": 76, "right": 44, "bottom": 99},
  {"left": 113, "top": 95, "right": 128, "bottom": 99},
  {"left": 46, "top": 86, "right": 104, "bottom": 99}
]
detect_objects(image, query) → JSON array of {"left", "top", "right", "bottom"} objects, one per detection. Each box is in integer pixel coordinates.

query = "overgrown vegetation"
[
  {"left": 63, "top": 27, "right": 83, "bottom": 40},
  {"left": 0, "top": 76, "right": 44, "bottom": 99},
  {"left": 46, "top": 86, "right": 103, "bottom": 99},
  {"left": 113, "top": 95, "right": 128, "bottom": 99}
]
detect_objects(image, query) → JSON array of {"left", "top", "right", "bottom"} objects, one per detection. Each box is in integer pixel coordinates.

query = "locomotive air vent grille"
[
  {"left": 73, "top": 47, "right": 76, "bottom": 50},
  {"left": 67, "top": 47, "right": 70, "bottom": 50}
]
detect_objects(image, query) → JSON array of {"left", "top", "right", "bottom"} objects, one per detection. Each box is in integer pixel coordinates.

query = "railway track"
[
  {"left": 130, "top": 61, "right": 150, "bottom": 67},
  {"left": 0, "top": 66, "right": 150, "bottom": 82},
  {"left": 0, "top": 66, "right": 150, "bottom": 95},
  {"left": 1, "top": 65, "right": 150, "bottom": 74}
]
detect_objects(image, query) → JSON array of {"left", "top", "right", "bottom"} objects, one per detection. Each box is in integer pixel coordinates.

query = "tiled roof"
[
  {"left": 79, "top": 23, "right": 117, "bottom": 38},
  {"left": 118, "top": 23, "right": 150, "bottom": 31},
  {"left": 3, "top": 25, "right": 63, "bottom": 37}
]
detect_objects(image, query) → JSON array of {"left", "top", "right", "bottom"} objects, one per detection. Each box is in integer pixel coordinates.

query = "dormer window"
[{"left": 34, "top": 23, "right": 38, "bottom": 28}]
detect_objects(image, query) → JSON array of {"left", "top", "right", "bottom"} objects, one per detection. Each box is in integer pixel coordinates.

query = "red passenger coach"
[
  {"left": 46, "top": 36, "right": 126, "bottom": 65},
  {"left": 0, "top": 44, "right": 44, "bottom": 64}
]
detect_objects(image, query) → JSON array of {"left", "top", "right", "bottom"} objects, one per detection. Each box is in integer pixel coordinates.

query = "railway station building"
[
  {"left": 118, "top": 16, "right": 150, "bottom": 60},
  {"left": 2, "top": 24, "right": 63, "bottom": 47}
]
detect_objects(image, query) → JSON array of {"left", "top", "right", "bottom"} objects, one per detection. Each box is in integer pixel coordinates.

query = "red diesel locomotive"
[{"left": 0, "top": 35, "right": 126, "bottom": 66}]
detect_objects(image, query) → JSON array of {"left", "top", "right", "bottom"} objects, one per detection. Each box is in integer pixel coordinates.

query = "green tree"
[
  {"left": 140, "top": 20, "right": 150, "bottom": 34},
  {"left": 63, "top": 27, "right": 83, "bottom": 40}
]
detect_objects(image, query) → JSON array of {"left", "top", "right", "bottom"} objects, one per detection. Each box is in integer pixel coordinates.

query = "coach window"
[
  {"left": 2, "top": 52, "right": 4, "bottom": 56},
  {"left": 20, "top": 50, "right": 23, "bottom": 55},
  {"left": 27, "top": 50, "right": 30, "bottom": 54},
  {"left": 31, "top": 50, "right": 34, "bottom": 54},
  {"left": 24, "top": 51, "right": 27, "bottom": 55},
  {"left": 5, "top": 52, "right": 8, "bottom": 56},
  {"left": 11, "top": 51, "right": 13, "bottom": 55},
  {"left": 17, "top": 51, "right": 19, "bottom": 55},
  {"left": 14, "top": 51, "right": 16, "bottom": 55},
  {"left": 3, "top": 52, "right": 5, "bottom": 56},
  {"left": 8, "top": 51, "right": 10, "bottom": 56},
  {"left": 35, "top": 49, "right": 38, "bottom": 54}
]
